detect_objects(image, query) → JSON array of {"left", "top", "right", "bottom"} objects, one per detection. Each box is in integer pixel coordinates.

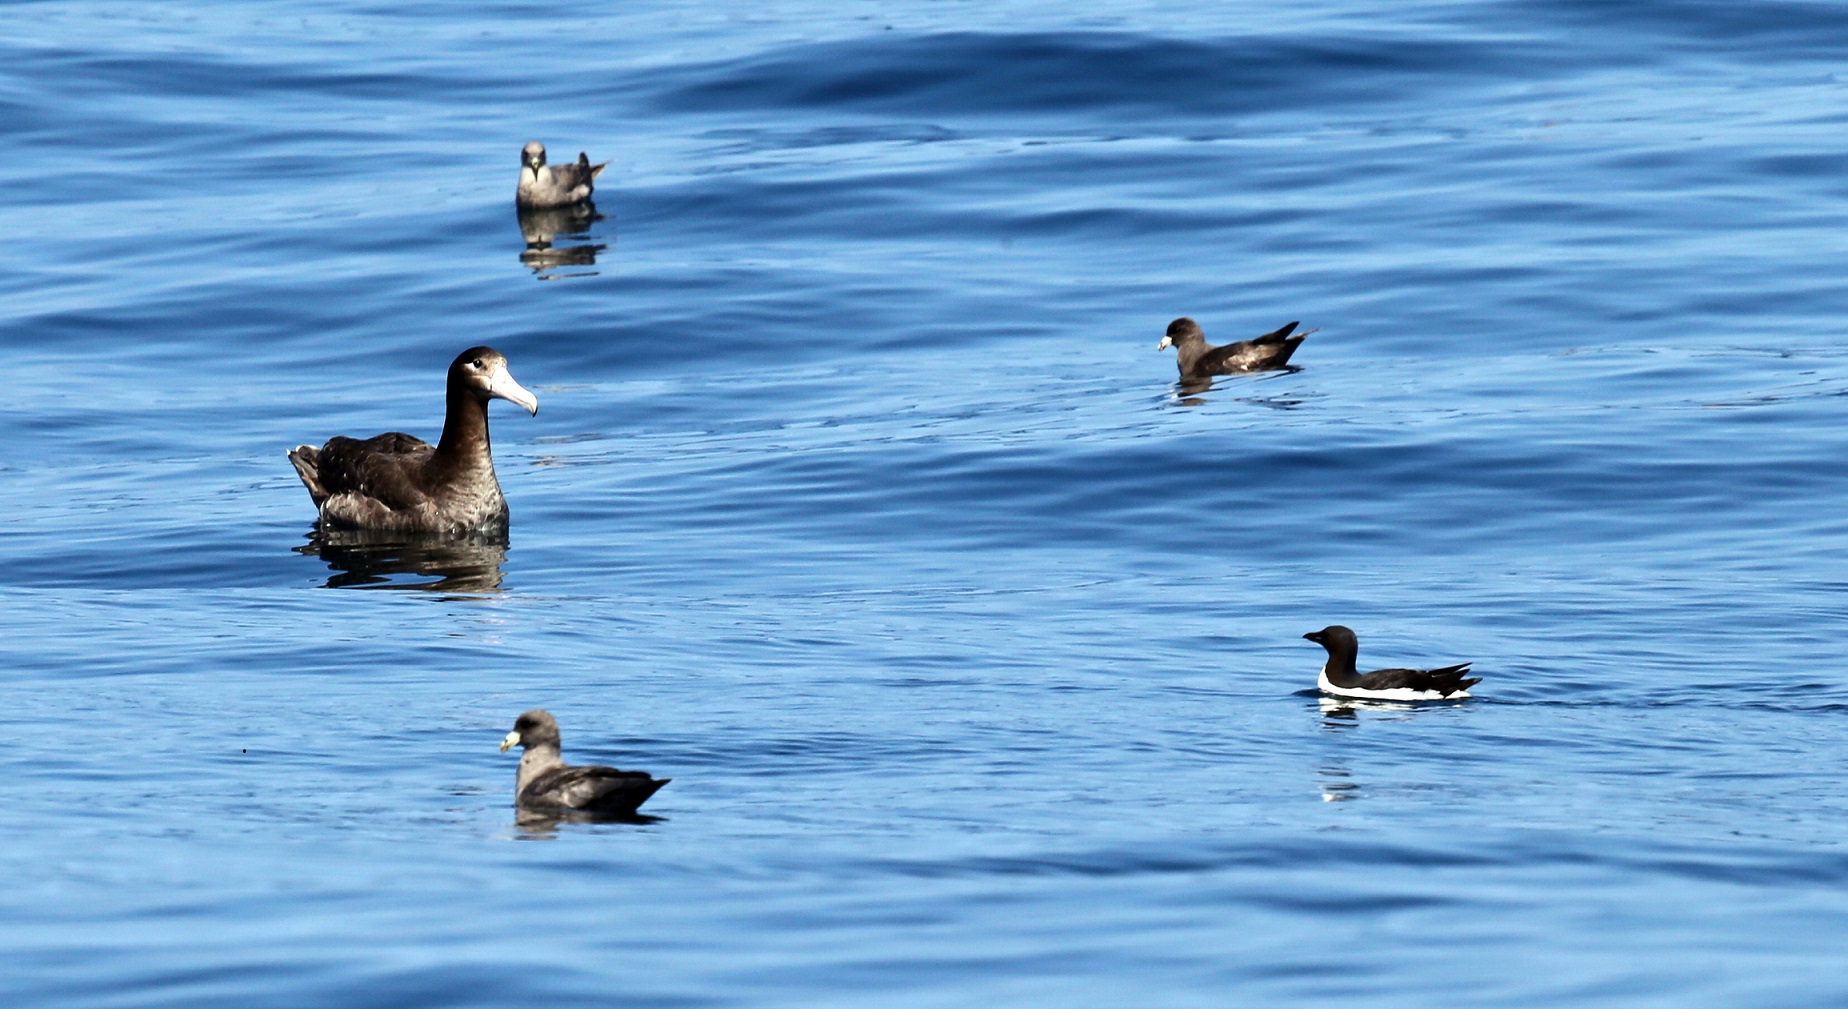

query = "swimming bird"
[
  {"left": 287, "top": 347, "right": 538, "bottom": 534},
  {"left": 500, "top": 709, "right": 669, "bottom": 815},
  {"left": 1158, "top": 317, "right": 1310, "bottom": 380},
  {"left": 517, "top": 141, "right": 606, "bottom": 208},
  {"left": 1303, "top": 625, "right": 1479, "bottom": 700}
]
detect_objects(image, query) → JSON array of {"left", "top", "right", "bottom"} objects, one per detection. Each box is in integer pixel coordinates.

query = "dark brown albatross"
[
  {"left": 287, "top": 347, "right": 538, "bottom": 534},
  {"left": 1158, "top": 317, "right": 1312, "bottom": 381},
  {"left": 500, "top": 709, "right": 669, "bottom": 816}
]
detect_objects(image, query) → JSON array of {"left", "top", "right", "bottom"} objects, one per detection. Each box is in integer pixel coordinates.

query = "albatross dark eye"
[{"left": 470, "top": 358, "right": 484, "bottom": 369}]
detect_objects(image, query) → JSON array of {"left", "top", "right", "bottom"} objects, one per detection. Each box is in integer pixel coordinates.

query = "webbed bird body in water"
[
  {"left": 500, "top": 709, "right": 669, "bottom": 817},
  {"left": 1158, "top": 317, "right": 1310, "bottom": 382},
  {"left": 516, "top": 141, "right": 607, "bottom": 208},
  {"left": 1303, "top": 625, "right": 1480, "bottom": 701},
  {"left": 288, "top": 347, "right": 538, "bottom": 534}
]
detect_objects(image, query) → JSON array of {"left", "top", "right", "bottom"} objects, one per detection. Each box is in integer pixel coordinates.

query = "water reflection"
[
  {"left": 295, "top": 527, "right": 509, "bottom": 592},
  {"left": 1318, "top": 696, "right": 1364, "bottom": 724},
  {"left": 1317, "top": 695, "right": 1464, "bottom": 722},
  {"left": 517, "top": 204, "right": 607, "bottom": 280},
  {"left": 1171, "top": 369, "right": 1305, "bottom": 406},
  {"left": 513, "top": 808, "right": 665, "bottom": 839},
  {"left": 1318, "top": 764, "right": 1361, "bottom": 802}
]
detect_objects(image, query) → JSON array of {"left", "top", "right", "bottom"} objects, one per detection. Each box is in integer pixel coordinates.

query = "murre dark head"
[
  {"left": 1304, "top": 625, "right": 1359, "bottom": 669},
  {"left": 521, "top": 141, "right": 546, "bottom": 170},
  {"left": 1303, "top": 625, "right": 1357, "bottom": 649}
]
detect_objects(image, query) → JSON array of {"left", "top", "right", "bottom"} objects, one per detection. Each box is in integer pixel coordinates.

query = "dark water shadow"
[
  {"left": 513, "top": 808, "right": 666, "bottom": 839},
  {"left": 516, "top": 203, "right": 607, "bottom": 280},
  {"left": 1171, "top": 366, "right": 1305, "bottom": 406},
  {"left": 295, "top": 527, "right": 509, "bottom": 592}
]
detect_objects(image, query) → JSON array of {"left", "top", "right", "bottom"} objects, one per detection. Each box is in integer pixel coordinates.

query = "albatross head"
[{"left": 452, "top": 346, "right": 539, "bottom": 416}]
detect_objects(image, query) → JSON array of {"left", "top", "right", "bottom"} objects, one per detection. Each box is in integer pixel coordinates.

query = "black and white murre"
[
  {"left": 1157, "top": 317, "right": 1312, "bottom": 380},
  {"left": 287, "top": 347, "right": 538, "bottom": 534},
  {"left": 1303, "top": 625, "right": 1479, "bottom": 700},
  {"left": 516, "top": 141, "right": 607, "bottom": 208},
  {"left": 500, "top": 709, "right": 669, "bottom": 816}
]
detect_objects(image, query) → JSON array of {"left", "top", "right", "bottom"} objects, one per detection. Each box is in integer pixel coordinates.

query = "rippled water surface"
[{"left": 8, "top": 1, "right": 1848, "bottom": 1005}]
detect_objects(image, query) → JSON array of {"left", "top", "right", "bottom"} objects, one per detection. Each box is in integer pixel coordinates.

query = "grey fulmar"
[
  {"left": 500, "top": 709, "right": 669, "bottom": 816},
  {"left": 517, "top": 142, "right": 607, "bottom": 209}
]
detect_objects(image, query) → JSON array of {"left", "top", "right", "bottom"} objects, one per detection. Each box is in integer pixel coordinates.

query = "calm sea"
[{"left": 6, "top": 1, "right": 1848, "bottom": 1005}]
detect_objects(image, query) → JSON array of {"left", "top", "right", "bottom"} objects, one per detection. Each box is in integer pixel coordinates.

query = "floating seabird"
[
  {"left": 287, "top": 347, "right": 538, "bottom": 534},
  {"left": 1303, "top": 625, "right": 1479, "bottom": 701},
  {"left": 517, "top": 141, "right": 606, "bottom": 208},
  {"left": 1158, "top": 317, "right": 1311, "bottom": 380},
  {"left": 500, "top": 709, "right": 669, "bottom": 815}
]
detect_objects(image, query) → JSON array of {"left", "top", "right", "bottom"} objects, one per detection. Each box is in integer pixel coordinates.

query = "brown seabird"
[{"left": 287, "top": 347, "right": 537, "bottom": 534}]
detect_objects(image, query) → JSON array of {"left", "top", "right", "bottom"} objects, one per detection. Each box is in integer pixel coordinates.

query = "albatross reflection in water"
[
  {"left": 517, "top": 204, "right": 607, "bottom": 280},
  {"left": 295, "top": 527, "right": 509, "bottom": 592}
]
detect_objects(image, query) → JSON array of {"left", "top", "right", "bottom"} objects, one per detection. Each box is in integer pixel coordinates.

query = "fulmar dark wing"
[
  {"left": 1200, "top": 326, "right": 1307, "bottom": 372},
  {"left": 549, "top": 162, "right": 585, "bottom": 190},
  {"left": 524, "top": 764, "right": 668, "bottom": 814},
  {"left": 550, "top": 154, "right": 607, "bottom": 192},
  {"left": 1251, "top": 321, "right": 1300, "bottom": 344}
]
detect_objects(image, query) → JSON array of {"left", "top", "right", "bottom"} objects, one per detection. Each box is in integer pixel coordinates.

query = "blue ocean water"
[{"left": 6, "top": 0, "right": 1848, "bottom": 1004}]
